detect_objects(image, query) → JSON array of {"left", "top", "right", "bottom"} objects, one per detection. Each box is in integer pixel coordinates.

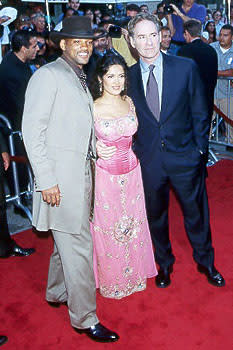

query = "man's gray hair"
[{"left": 128, "top": 12, "right": 161, "bottom": 37}]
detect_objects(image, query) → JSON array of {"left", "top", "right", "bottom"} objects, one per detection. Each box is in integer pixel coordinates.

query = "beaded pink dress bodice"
[{"left": 95, "top": 113, "right": 138, "bottom": 175}]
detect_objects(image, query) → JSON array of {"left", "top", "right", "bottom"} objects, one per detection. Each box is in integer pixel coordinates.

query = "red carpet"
[{"left": 1, "top": 159, "right": 233, "bottom": 350}]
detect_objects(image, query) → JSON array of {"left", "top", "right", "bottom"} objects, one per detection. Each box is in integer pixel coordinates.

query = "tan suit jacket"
[{"left": 22, "top": 58, "right": 96, "bottom": 234}]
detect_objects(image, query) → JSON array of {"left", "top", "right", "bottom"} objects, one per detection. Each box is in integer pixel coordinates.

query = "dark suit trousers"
[
  {"left": 0, "top": 159, "right": 12, "bottom": 255},
  {"left": 6, "top": 134, "right": 29, "bottom": 195},
  {"left": 141, "top": 149, "right": 214, "bottom": 270}
]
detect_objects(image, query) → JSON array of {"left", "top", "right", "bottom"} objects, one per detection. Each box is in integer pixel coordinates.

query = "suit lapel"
[
  {"left": 86, "top": 88, "right": 93, "bottom": 111},
  {"left": 57, "top": 58, "right": 95, "bottom": 153},
  {"left": 160, "top": 53, "right": 173, "bottom": 124},
  {"left": 134, "top": 62, "right": 145, "bottom": 98},
  {"left": 58, "top": 58, "right": 91, "bottom": 106}
]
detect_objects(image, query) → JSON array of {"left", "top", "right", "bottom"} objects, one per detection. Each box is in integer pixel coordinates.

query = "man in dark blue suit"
[
  {"left": 177, "top": 19, "right": 218, "bottom": 123},
  {"left": 127, "top": 13, "right": 225, "bottom": 288}
]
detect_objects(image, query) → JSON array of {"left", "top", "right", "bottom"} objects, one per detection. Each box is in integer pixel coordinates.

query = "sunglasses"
[
  {"left": 21, "top": 18, "right": 30, "bottom": 22},
  {"left": 37, "top": 41, "right": 46, "bottom": 49}
]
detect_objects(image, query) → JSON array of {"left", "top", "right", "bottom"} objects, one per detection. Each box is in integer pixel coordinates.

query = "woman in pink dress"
[{"left": 90, "top": 54, "right": 157, "bottom": 299}]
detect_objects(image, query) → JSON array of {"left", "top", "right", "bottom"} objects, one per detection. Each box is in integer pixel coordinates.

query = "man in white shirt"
[
  {"left": 160, "top": 26, "right": 171, "bottom": 54},
  {"left": 0, "top": 6, "right": 18, "bottom": 62},
  {"left": 211, "top": 24, "right": 233, "bottom": 143},
  {"left": 0, "top": 18, "right": 9, "bottom": 63}
]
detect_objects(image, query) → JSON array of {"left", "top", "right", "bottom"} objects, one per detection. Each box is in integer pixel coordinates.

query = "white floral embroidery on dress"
[
  {"left": 100, "top": 277, "right": 147, "bottom": 299},
  {"left": 114, "top": 215, "right": 140, "bottom": 243}
]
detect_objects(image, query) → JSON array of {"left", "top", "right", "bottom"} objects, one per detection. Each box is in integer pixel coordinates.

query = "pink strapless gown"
[{"left": 91, "top": 111, "right": 157, "bottom": 299}]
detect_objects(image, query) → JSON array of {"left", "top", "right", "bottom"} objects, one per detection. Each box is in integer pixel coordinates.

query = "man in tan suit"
[{"left": 22, "top": 16, "right": 119, "bottom": 343}]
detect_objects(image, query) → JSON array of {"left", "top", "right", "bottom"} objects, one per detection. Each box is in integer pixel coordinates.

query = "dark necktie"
[
  {"left": 79, "top": 70, "right": 87, "bottom": 92},
  {"left": 146, "top": 64, "right": 160, "bottom": 121}
]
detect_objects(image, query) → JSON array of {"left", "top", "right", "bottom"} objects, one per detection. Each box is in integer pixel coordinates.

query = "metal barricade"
[
  {"left": 208, "top": 76, "right": 233, "bottom": 165},
  {"left": 0, "top": 114, "right": 32, "bottom": 221}
]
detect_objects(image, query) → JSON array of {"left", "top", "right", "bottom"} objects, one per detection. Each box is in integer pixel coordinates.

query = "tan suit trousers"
[{"left": 46, "top": 160, "right": 99, "bottom": 329}]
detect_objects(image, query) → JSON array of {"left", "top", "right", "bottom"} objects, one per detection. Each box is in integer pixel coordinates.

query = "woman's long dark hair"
[
  {"left": 204, "top": 21, "right": 217, "bottom": 42},
  {"left": 89, "top": 53, "right": 129, "bottom": 101}
]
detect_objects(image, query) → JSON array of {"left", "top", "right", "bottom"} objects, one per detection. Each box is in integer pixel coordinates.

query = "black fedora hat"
[{"left": 50, "top": 16, "right": 95, "bottom": 45}]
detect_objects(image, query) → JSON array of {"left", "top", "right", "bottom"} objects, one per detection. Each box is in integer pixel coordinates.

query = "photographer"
[
  {"left": 111, "top": 26, "right": 138, "bottom": 66},
  {"left": 155, "top": 3, "right": 168, "bottom": 27},
  {"left": 85, "top": 28, "right": 121, "bottom": 83},
  {"left": 101, "top": 16, "right": 138, "bottom": 67},
  {"left": 166, "top": 0, "right": 206, "bottom": 54}
]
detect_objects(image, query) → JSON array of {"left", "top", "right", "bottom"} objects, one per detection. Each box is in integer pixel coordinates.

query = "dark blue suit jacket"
[
  {"left": 177, "top": 39, "right": 218, "bottom": 119},
  {"left": 128, "top": 54, "right": 209, "bottom": 172}
]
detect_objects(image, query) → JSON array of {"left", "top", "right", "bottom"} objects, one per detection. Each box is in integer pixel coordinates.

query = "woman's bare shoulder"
[
  {"left": 93, "top": 98, "right": 103, "bottom": 115},
  {"left": 123, "top": 95, "right": 136, "bottom": 113}
]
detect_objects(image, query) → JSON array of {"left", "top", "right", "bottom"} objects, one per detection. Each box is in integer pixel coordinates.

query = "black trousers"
[
  {"left": 6, "top": 134, "right": 29, "bottom": 195},
  {"left": 141, "top": 150, "right": 214, "bottom": 270},
  {"left": 0, "top": 159, "right": 12, "bottom": 255}
]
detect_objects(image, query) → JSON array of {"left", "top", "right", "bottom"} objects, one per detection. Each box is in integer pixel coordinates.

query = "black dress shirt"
[
  {"left": 0, "top": 130, "right": 7, "bottom": 154},
  {"left": 0, "top": 51, "right": 32, "bottom": 131}
]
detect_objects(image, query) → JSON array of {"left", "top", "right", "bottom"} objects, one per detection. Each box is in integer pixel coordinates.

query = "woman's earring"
[{"left": 99, "top": 81, "right": 103, "bottom": 93}]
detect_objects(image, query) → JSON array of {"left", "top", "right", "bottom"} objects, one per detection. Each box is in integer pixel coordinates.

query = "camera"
[
  {"left": 163, "top": 5, "right": 174, "bottom": 15},
  {"left": 162, "top": 0, "right": 181, "bottom": 15},
  {"left": 108, "top": 25, "right": 122, "bottom": 38},
  {"left": 113, "top": 16, "right": 131, "bottom": 28},
  {"left": 107, "top": 16, "right": 131, "bottom": 38}
]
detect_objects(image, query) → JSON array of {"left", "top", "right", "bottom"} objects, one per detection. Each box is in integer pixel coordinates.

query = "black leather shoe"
[
  {"left": 0, "top": 335, "right": 8, "bottom": 346},
  {"left": 76, "top": 323, "right": 119, "bottom": 342},
  {"left": 0, "top": 242, "right": 35, "bottom": 258},
  {"left": 197, "top": 264, "right": 225, "bottom": 287},
  {"left": 9, "top": 241, "right": 35, "bottom": 257},
  {"left": 155, "top": 266, "right": 173, "bottom": 288}
]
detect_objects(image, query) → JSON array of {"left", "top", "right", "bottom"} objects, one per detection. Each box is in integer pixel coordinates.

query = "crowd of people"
[
  {"left": 0, "top": 1, "right": 233, "bottom": 136},
  {"left": 0, "top": 0, "right": 232, "bottom": 347}
]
